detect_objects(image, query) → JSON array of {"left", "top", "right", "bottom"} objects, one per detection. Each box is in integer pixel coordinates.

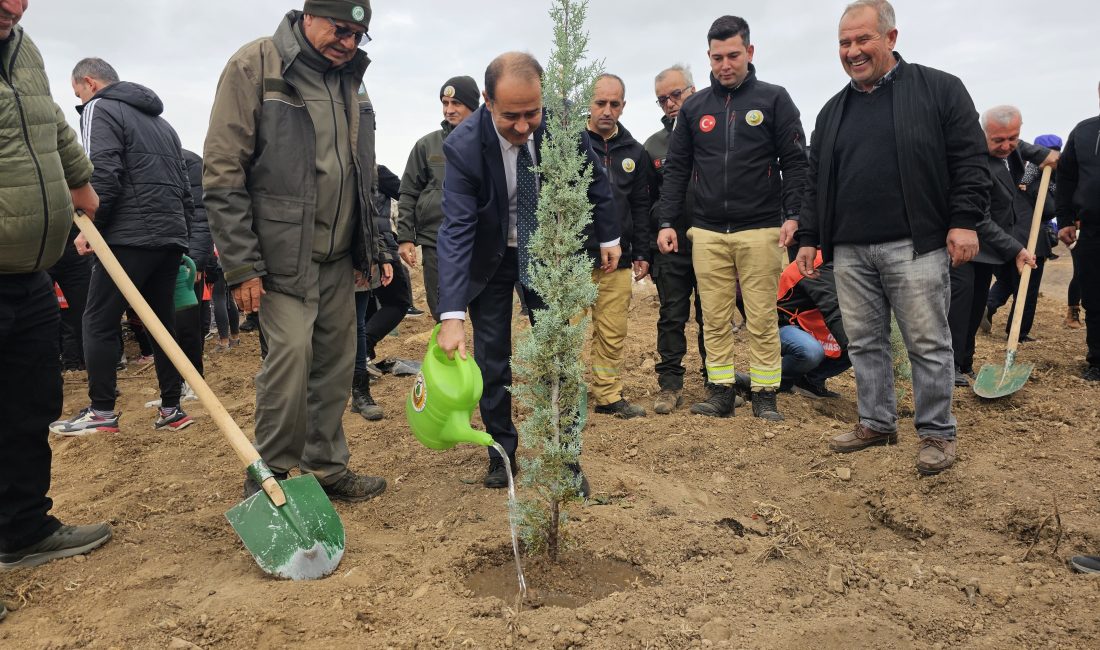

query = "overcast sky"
[{"left": 21, "top": 0, "right": 1100, "bottom": 170}]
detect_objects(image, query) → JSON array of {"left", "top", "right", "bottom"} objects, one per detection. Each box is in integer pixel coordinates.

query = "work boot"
[
  {"left": 350, "top": 371, "right": 383, "bottom": 421},
  {"left": 594, "top": 399, "right": 646, "bottom": 419},
  {"left": 484, "top": 455, "right": 519, "bottom": 489},
  {"left": 1066, "top": 305, "right": 1083, "bottom": 329},
  {"left": 751, "top": 389, "right": 784, "bottom": 421},
  {"left": 690, "top": 384, "right": 736, "bottom": 417},
  {"left": 829, "top": 423, "right": 897, "bottom": 453},
  {"left": 0, "top": 523, "right": 112, "bottom": 570},
  {"left": 916, "top": 437, "right": 957, "bottom": 475},
  {"left": 243, "top": 470, "right": 289, "bottom": 499},
  {"left": 323, "top": 469, "right": 387, "bottom": 502},
  {"left": 653, "top": 389, "right": 683, "bottom": 415}
]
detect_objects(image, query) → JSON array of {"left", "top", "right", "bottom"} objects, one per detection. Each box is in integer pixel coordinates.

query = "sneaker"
[
  {"left": 751, "top": 389, "right": 784, "bottom": 421},
  {"left": 594, "top": 399, "right": 646, "bottom": 419},
  {"left": 204, "top": 331, "right": 214, "bottom": 341},
  {"left": 829, "top": 423, "right": 897, "bottom": 453},
  {"left": 351, "top": 372, "right": 383, "bottom": 421},
  {"left": 653, "top": 389, "right": 683, "bottom": 415},
  {"left": 1084, "top": 367, "right": 1100, "bottom": 382},
  {"left": 792, "top": 377, "right": 841, "bottom": 399},
  {"left": 228, "top": 336, "right": 240, "bottom": 348},
  {"left": 365, "top": 362, "right": 383, "bottom": 379},
  {"left": 1066, "top": 306, "right": 1084, "bottom": 330},
  {"left": 0, "top": 523, "right": 112, "bottom": 570},
  {"left": 484, "top": 455, "right": 519, "bottom": 489},
  {"left": 154, "top": 407, "right": 194, "bottom": 431},
  {"left": 50, "top": 407, "right": 120, "bottom": 436},
  {"left": 405, "top": 306, "right": 425, "bottom": 319},
  {"left": 135, "top": 354, "right": 155, "bottom": 366},
  {"left": 323, "top": 469, "right": 387, "bottom": 502},
  {"left": 243, "top": 470, "right": 289, "bottom": 499},
  {"left": 690, "top": 384, "right": 736, "bottom": 417},
  {"left": 916, "top": 437, "right": 957, "bottom": 475}
]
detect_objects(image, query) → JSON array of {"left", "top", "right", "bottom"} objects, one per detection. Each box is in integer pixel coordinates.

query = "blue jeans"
[
  {"left": 780, "top": 325, "right": 851, "bottom": 385},
  {"left": 834, "top": 239, "right": 956, "bottom": 440}
]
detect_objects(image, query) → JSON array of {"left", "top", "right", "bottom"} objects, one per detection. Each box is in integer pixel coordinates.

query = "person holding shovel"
[
  {"left": 204, "top": 0, "right": 392, "bottom": 501},
  {"left": 794, "top": 0, "right": 988, "bottom": 475},
  {"left": 0, "top": 0, "right": 113, "bottom": 574}
]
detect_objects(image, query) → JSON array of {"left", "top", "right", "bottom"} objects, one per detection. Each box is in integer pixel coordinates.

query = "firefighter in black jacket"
[
  {"left": 584, "top": 74, "right": 651, "bottom": 419},
  {"left": 654, "top": 15, "right": 808, "bottom": 421}
]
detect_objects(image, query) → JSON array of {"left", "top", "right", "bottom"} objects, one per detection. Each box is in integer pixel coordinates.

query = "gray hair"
[
  {"left": 72, "top": 58, "right": 120, "bottom": 84},
  {"left": 842, "top": 0, "right": 896, "bottom": 34},
  {"left": 655, "top": 64, "right": 694, "bottom": 88},
  {"left": 981, "top": 105, "right": 1022, "bottom": 130}
]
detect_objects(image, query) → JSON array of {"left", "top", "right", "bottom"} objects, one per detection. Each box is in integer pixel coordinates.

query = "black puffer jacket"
[
  {"left": 1057, "top": 115, "right": 1100, "bottom": 231},
  {"left": 182, "top": 149, "right": 214, "bottom": 273},
  {"left": 77, "top": 81, "right": 191, "bottom": 250}
]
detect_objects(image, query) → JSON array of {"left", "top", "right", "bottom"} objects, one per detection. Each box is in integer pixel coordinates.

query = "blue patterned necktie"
[{"left": 516, "top": 143, "right": 537, "bottom": 286}]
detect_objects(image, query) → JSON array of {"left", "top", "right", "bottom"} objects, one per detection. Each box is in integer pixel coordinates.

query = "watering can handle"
[
  {"left": 180, "top": 255, "right": 197, "bottom": 283},
  {"left": 428, "top": 323, "right": 475, "bottom": 384}
]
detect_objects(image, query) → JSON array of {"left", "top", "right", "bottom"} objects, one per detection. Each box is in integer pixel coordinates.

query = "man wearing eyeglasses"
[
  {"left": 204, "top": 0, "right": 393, "bottom": 502},
  {"left": 644, "top": 64, "right": 706, "bottom": 415},
  {"left": 655, "top": 16, "right": 808, "bottom": 422}
]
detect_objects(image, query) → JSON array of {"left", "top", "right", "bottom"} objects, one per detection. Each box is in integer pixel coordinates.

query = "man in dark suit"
[{"left": 435, "top": 52, "right": 620, "bottom": 489}]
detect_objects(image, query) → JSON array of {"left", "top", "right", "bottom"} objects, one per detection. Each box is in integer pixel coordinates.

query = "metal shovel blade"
[
  {"left": 225, "top": 474, "right": 345, "bottom": 580},
  {"left": 973, "top": 359, "right": 1034, "bottom": 399}
]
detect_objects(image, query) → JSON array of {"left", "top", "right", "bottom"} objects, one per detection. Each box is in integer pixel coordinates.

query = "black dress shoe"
[
  {"left": 567, "top": 462, "right": 590, "bottom": 498},
  {"left": 484, "top": 455, "right": 518, "bottom": 489}
]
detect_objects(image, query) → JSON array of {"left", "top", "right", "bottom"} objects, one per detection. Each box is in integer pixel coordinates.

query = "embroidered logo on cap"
[
  {"left": 622, "top": 158, "right": 636, "bottom": 173},
  {"left": 699, "top": 115, "right": 716, "bottom": 133},
  {"left": 351, "top": 5, "right": 366, "bottom": 21},
  {"left": 443, "top": 85, "right": 456, "bottom": 98},
  {"left": 746, "top": 110, "right": 764, "bottom": 127}
]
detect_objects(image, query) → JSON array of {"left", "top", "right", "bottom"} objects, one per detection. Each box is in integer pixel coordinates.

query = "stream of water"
[{"left": 491, "top": 442, "right": 527, "bottom": 598}]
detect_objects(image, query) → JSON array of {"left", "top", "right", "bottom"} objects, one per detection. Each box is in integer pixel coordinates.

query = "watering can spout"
[{"left": 407, "top": 324, "right": 492, "bottom": 450}]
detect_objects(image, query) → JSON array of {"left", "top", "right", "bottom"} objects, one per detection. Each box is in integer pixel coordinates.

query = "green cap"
[{"left": 303, "top": 0, "right": 371, "bottom": 29}]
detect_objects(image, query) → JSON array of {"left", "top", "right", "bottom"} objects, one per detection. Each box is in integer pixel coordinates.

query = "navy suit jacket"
[{"left": 436, "top": 105, "right": 620, "bottom": 314}]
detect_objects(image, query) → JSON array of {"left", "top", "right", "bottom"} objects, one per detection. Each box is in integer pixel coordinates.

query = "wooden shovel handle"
[
  {"left": 1005, "top": 165, "right": 1052, "bottom": 354},
  {"left": 73, "top": 214, "right": 286, "bottom": 507}
]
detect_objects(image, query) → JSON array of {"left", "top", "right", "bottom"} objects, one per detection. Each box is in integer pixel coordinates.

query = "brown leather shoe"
[
  {"left": 829, "top": 423, "right": 897, "bottom": 453},
  {"left": 916, "top": 437, "right": 957, "bottom": 475}
]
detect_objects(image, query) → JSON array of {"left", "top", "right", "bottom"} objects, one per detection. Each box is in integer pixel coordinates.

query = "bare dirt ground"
[{"left": 3, "top": 248, "right": 1100, "bottom": 649}]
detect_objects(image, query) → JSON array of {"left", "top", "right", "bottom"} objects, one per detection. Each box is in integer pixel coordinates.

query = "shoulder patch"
[{"left": 622, "top": 158, "right": 636, "bottom": 173}]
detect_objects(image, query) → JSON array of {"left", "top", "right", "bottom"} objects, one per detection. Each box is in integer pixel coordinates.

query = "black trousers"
[
  {"left": 652, "top": 251, "right": 706, "bottom": 390},
  {"left": 48, "top": 244, "right": 91, "bottom": 370},
  {"left": 1078, "top": 231, "right": 1100, "bottom": 368},
  {"left": 948, "top": 261, "right": 997, "bottom": 373},
  {"left": 175, "top": 276, "right": 206, "bottom": 378},
  {"left": 0, "top": 272, "right": 63, "bottom": 552},
  {"left": 84, "top": 247, "right": 182, "bottom": 412},
  {"left": 1068, "top": 243, "right": 1081, "bottom": 306},
  {"left": 211, "top": 271, "right": 239, "bottom": 339},
  {"left": 364, "top": 261, "right": 413, "bottom": 361},
  {"left": 987, "top": 257, "right": 1046, "bottom": 339},
  {"left": 469, "top": 247, "right": 546, "bottom": 461}
]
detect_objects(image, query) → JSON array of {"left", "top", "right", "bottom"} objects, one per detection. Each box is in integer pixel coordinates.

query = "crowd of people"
[{"left": 3, "top": 0, "right": 1100, "bottom": 614}]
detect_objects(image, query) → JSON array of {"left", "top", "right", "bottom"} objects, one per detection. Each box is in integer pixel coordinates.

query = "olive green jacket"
[
  {"left": 0, "top": 27, "right": 93, "bottom": 273},
  {"left": 396, "top": 121, "right": 453, "bottom": 247},
  {"left": 203, "top": 11, "right": 386, "bottom": 297}
]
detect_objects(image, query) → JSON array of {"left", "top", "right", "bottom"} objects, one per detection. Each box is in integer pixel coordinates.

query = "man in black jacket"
[
  {"left": 795, "top": 0, "right": 987, "bottom": 475},
  {"left": 644, "top": 64, "right": 707, "bottom": 415},
  {"left": 584, "top": 74, "right": 651, "bottom": 419},
  {"left": 51, "top": 58, "right": 195, "bottom": 436},
  {"left": 655, "top": 15, "right": 808, "bottom": 422},
  {"left": 1057, "top": 82, "right": 1100, "bottom": 381}
]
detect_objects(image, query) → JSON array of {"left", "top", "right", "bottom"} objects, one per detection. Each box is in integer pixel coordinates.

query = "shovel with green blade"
[
  {"left": 974, "top": 165, "right": 1051, "bottom": 399},
  {"left": 73, "top": 213, "right": 344, "bottom": 580}
]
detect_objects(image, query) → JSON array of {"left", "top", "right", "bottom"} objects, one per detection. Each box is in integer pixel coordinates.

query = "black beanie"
[
  {"left": 440, "top": 76, "right": 480, "bottom": 112},
  {"left": 303, "top": 0, "right": 371, "bottom": 29}
]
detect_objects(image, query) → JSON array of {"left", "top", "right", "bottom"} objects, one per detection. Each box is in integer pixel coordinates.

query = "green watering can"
[
  {"left": 174, "top": 255, "right": 198, "bottom": 310},
  {"left": 407, "top": 324, "right": 493, "bottom": 449}
]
